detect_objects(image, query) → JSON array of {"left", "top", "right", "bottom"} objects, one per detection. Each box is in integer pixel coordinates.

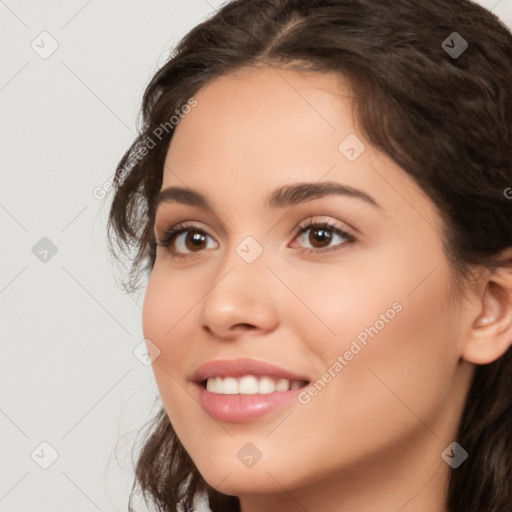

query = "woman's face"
[{"left": 142, "top": 66, "right": 474, "bottom": 504}]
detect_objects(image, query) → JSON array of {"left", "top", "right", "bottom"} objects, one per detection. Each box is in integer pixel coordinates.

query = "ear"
[{"left": 462, "top": 256, "right": 512, "bottom": 365}]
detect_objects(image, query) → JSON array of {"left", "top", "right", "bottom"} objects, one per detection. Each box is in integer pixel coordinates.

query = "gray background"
[{"left": 1, "top": 1, "right": 511, "bottom": 510}]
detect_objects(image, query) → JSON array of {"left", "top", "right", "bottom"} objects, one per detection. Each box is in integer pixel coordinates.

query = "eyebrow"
[{"left": 154, "top": 181, "right": 382, "bottom": 212}]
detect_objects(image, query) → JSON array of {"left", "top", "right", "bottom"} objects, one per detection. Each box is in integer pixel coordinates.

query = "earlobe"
[
  {"left": 462, "top": 266, "right": 512, "bottom": 365},
  {"left": 475, "top": 316, "right": 495, "bottom": 326}
]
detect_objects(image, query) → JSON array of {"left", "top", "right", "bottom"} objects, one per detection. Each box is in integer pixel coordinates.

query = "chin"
[
  {"left": 187, "top": 443, "right": 312, "bottom": 496},
  {"left": 199, "top": 465, "right": 293, "bottom": 496}
]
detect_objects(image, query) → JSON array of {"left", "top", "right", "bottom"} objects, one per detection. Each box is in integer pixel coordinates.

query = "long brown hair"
[{"left": 106, "top": 1, "right": 512, "bottom": 510}]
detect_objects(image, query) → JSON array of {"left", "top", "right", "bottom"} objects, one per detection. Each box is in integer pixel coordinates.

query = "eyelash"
[{"left": 155, "top": 217, "right": 356, "bottom": 260}]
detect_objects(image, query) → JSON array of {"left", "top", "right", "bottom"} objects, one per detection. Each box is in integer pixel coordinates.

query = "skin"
[{"left": 142, "top": 65, "right": 512, "bottom": 512}]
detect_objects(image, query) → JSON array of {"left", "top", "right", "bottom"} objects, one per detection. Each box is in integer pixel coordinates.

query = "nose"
[{"left": 198, "top": 250, "right": 280, "bottom": 340}]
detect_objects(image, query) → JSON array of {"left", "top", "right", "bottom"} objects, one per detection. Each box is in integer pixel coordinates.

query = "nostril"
[
  {"left": 201, "top": 323, "right": 256, "bottom": 336},
  {"left": 233, "top": 323, "right": 255, "bottom": 330}
]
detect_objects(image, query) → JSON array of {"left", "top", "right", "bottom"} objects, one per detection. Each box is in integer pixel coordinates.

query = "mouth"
[{"left": 191, "top": 358, "right": 311, "bottom": 422}]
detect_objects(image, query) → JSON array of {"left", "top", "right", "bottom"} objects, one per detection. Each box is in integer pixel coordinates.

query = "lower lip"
[{"left": 195, "top": 384, "right": 305, "bottom": 422}]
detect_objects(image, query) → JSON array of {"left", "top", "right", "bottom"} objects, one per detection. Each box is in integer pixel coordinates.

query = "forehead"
[
  {"left": 160, "top": 65, "right": 435, "bottom": 223},
  {"left": 165, "top": 66, "right": 352, "bottom": 164}
]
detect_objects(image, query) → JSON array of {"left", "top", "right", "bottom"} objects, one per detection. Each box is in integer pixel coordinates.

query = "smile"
[{"left": 192, "top": 359, "right": 311, "bottom": 422}]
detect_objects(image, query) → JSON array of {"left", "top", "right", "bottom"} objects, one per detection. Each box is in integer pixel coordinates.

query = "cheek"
[
  {"left": 287, "top": 250, "right": 458, "bottom": 423},
  {"left": 142, "top": 266, "right": 198, "bottom": 350},
  {"left": 142, "top": 271, "right": 175, "bottom": 352},
  {"left": 279, "top": 258, "right": 410, "bottom": 364},
  {"left": 340, "top": 275, "right": 454, "bottom": 417},
  {"left": 141, "top": 270, "right": 194, "bottom": 402}
]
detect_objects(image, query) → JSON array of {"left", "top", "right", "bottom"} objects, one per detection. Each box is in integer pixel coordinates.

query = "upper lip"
[{"left": 192, "top": 358, "right": 310, "bottom": 383}]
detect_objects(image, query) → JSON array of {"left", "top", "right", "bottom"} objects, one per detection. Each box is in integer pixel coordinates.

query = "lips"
[{"left": 191, "top": 358, "right": 311, "bottom": 422}]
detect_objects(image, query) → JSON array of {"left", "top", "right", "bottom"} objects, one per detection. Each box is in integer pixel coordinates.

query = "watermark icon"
[
  {"left": 133, "top": 338, "right": 161, "bottom": 366},
  {"left": 92, "top": 97, "right": 198, "bottom": 200},
  {"left": 338, "top": 133, "right": 366, "bottom": 162},
  {"left": 31, "top": 441, "right": 59, "bottom": 469},
  {"left": 31, "top": 31, "right": 59, "bottom": 59},
  {"left": 298, "top": 301, "right": 403, "bottom": 405},
  {"left": 504, "top": 187, "right": 512, "bottom": 200},
  {"left": 236, "top": 236, "right": 263, "bottom": 263},
  {"left": 237, "top": 442, "right": 262, "bottom": 468},
  {"left": 32, "top": 237, "right": 58, "bottom": 263},
  {"left": 441, "top": 442, "right": 468, "bottom": 469},
  {"left": 442, "top": 32, "right": 468, "bottom": 59}
]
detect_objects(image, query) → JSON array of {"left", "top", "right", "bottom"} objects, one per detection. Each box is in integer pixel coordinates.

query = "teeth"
[
  {"left": 258, "top": 376, "right": 275, "bottom": 394},
  {"left": 223, "top": 377, "right": 238, "bottom": 394},
  {"left": 239, "top": 375, "right": 259, "bottom": 394},
  {"left": 205, "top": 375, "right": 304, "bottom": 395},
  {"left": 275, "top": 378, "right": 289, "bottom": 392}
]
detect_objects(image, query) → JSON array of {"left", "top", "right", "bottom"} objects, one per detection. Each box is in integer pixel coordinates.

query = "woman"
[{"left": 107, "top": 0, "right": 512, "bottom": 510}]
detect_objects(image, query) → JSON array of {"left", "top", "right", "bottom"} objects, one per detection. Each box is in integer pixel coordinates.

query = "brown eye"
[
  {"left": 159, "top": 224, "right": 219, "bottom": 257},
  {"left": 308, "top": 228, "right": 333, "bottom": 248},
  {"left": 171, "top": 229, "right": 217, "bottom": 255},
  {"left": 184, "top": 231, "right": 207, "bottom": 251},
  {"left": 292, "top": 221, "right": 354, "bottom": 253}
]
